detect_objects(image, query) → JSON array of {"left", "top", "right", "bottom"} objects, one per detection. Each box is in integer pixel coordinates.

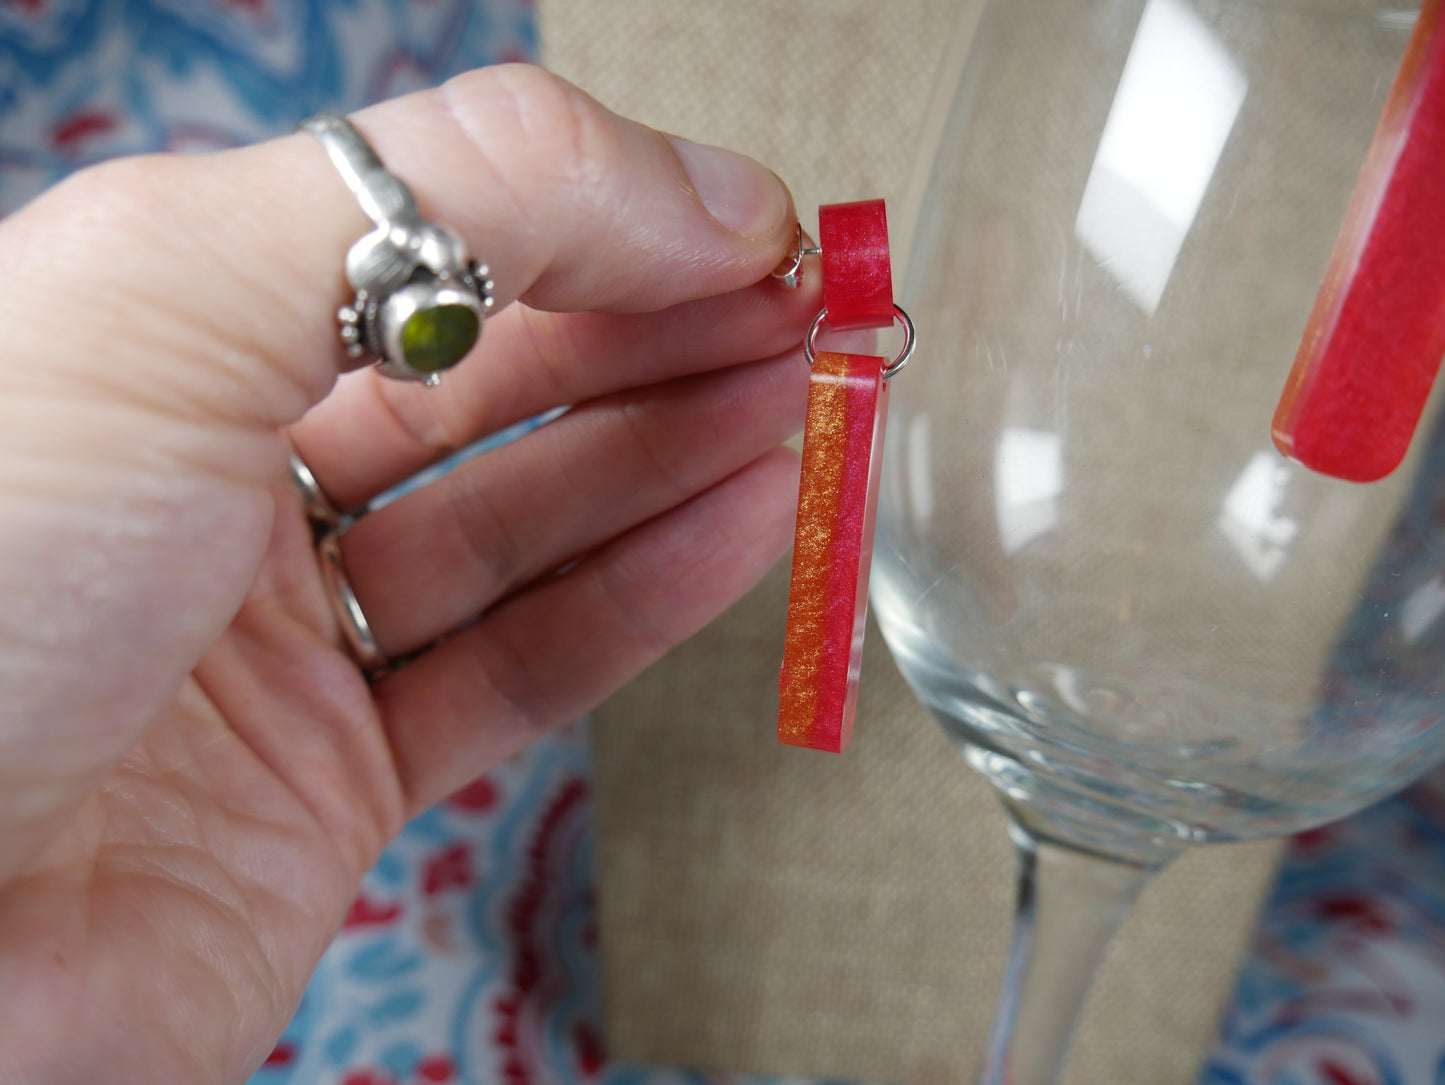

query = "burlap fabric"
[{"left": 538, "top": 3, "right": 1284, "bottom": 1082}]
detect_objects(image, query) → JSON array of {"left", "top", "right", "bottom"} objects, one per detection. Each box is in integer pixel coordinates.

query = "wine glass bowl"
[
  {"left": 876, "top": 0, "right": 1445, "bottom": 856},
  {"left": 870, "top": 0, "right": 1445, "bottom": 1077}
]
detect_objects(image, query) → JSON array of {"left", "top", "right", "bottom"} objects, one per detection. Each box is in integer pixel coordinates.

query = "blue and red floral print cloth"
[{"left": 1203, "top": 780, "right": 1445, "bottom": 1085}]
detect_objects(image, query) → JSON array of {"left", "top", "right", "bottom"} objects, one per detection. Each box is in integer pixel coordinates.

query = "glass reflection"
[
  {"left": 1401, "top": 575, "right": 1445, "bottom": 644},
  {"left": 906, "top": 414, "right": 935, "bottom": 527},
  {"left": 996, "top": 428, "right": 1063, "bottom": 553},
  {"left": 1074, "top": 0, "right": 1247, "bottom": 312},
  {"left": 1218, "top": 451, "right": 1299, "bottom": 580}
]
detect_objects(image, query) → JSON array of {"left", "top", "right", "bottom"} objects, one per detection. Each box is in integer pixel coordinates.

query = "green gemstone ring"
[{"left": 303, "top": 113, "right": 494, "bottom": 386}]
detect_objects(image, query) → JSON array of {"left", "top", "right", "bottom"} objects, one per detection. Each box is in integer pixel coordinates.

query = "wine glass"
[{"left": 870, "top": 0, "right": 1445, "bottom": 1081}]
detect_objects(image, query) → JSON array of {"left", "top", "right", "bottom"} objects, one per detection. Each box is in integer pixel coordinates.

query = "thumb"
[{"left": 3, "top": 63, "right": 795, "bottom": 432}]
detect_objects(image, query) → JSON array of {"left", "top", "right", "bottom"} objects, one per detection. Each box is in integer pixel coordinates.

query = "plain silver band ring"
[
  {"left": 288, "top": 452, "right": 344, "bottom": 533},
  {"left": 288, "top": 451, "right": 388, "bottom": 673},
  {"left": 318, "top": 532, "right": 389, "bottom": 673}
]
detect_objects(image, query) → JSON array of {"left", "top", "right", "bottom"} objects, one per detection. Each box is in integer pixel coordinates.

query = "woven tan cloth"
[{"left": 538, "top": 3, "right": 1284, "bottom": 1082}]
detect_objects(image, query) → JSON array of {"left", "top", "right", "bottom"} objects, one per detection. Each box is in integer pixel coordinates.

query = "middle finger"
[{"left": 334, "top": 347, "right": 808, "bottom": 657}]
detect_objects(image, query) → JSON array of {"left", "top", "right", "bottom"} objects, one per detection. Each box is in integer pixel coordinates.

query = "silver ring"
[
  {"left": 318, "top": 531, "right": 389, "bottom": 673},
  {"left": 302, "top": 113, "right": 495, "bottom": 386},
  {"left": 288, "top": 452, "right": 344, "bottom": 534},
  {"left": 804, "top": 303, "right": 916, "bottom": 380}
]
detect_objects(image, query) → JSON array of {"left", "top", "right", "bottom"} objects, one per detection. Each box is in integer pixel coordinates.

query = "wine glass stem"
[{"left": 978, "top": 812, "right": 1170, "bottom": 1085}]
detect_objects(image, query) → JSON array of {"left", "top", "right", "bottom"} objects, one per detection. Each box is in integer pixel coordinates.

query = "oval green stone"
[{"left": 401, "top": 304, "right": 480, "bottom": 373}]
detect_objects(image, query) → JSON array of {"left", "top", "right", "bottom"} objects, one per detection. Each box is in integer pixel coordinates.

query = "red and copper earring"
[
  {"left": 1272, "top": 0, "right": 1445, "bottom": 482},
  {"left": 775, "top": 199, "right": 916, "bottom": 753}
]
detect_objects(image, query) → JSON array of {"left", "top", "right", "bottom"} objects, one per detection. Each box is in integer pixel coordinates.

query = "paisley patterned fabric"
[
  {"left": 253, "top": 724, "right": 606, "bottom": 1085},
  {"left": 0, "top": 0, "right": 534, "bottom": 212},
  {"left": 5, "top": 4, "right": 1445, "bottom": 1083},
  {"left": 1203, "top": 781, "right": 1445, "bottom": 1085},
  {"left": 251, "top": 722, "right": 852, "bottom": 1085}
]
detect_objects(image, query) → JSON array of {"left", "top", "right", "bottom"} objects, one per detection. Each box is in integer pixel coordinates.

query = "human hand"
[{"left": 0, "top": 65, "right": 814, "bottom": 1083}]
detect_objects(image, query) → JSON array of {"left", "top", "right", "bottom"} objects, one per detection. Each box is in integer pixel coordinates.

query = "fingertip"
[
  {"left": 410, "top": 64, "right": 800, "bottom": 311},
  {"left": 666, "top": 136, "right": 793, "bottom": 240}
]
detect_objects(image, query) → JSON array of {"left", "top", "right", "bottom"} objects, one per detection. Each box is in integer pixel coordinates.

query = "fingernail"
[{"left": 668, "top": 136, "right": 789, "bottom": 236}]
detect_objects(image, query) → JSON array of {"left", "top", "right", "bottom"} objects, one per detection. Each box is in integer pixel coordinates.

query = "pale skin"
[{"left": 0, "top": 65, "right": 818, "bottom": 1083}]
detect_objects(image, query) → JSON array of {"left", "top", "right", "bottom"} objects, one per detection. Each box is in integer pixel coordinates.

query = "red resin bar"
[
  {"left": 778, "top": 351, "right": 890, "bottom": 753},
  {"left": 818, "top": 200, "right": 895, "bottom": 330},
  {"left": 1273, "top": 0, "right": 1445, "bottom": 482}
]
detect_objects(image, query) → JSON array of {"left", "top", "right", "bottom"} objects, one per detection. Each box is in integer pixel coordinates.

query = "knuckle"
[
  {"left": 369, "top": 377, "right": 463, "bottom": 460},
  {"left": 451, "top": 63, "right": 591, "bottom": 144},
  {"left": 510, "top": 305, "right": 579, "bottom": 402},
  {"left": 595, "top": 546, "right": 673, "bottom": 661},
  {"left": 437, "top": 63, "right": 617, "bottom": 215},
  {"left": 616, "top": 397, "right": 690, "bottom": 503},
  {"left": 443, "top": 470, "right": 520, "bottom": 593}
]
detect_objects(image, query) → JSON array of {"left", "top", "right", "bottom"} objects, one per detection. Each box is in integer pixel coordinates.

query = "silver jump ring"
[
  {"left": 302, "top": 113, "right": 495, "bottom": 386},
  {"left": 804, "top": 303, "right": 916, "bottom": 380},
  {"left": 318, "top": 531, "right": 390, "bottom": 674}
]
